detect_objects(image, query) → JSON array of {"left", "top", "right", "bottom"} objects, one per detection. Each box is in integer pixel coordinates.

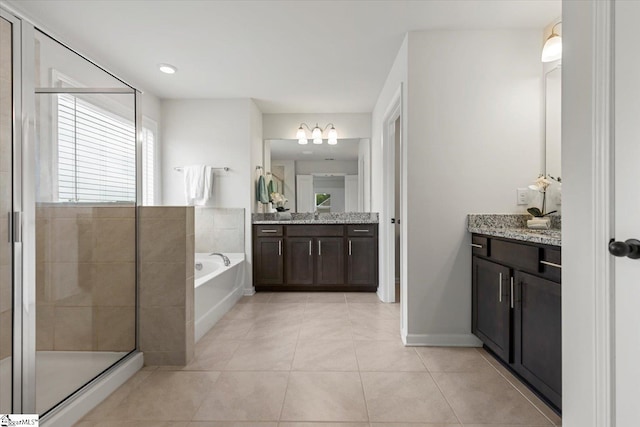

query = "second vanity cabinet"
[
  {"left": 253, "top": 223, "right": 377, "bottom": 291},
  {"left": 472, "top": 234, "right": 562, "bottom": 412}
]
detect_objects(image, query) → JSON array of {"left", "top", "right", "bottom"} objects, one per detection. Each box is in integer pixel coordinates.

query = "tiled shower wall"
[
  {"left": 194, "top": 207, "right": 244, "bottom": 253},
  {"left": 36, "top": 205, "right": 136, "bottom": 352},
  {"left": 139, "top": 206, "right": 195, "bottom": 366}
]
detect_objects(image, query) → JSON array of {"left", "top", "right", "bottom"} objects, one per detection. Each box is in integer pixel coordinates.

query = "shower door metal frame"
[{"left": 0, "top": 4, "right": 143, "bottom": 416}]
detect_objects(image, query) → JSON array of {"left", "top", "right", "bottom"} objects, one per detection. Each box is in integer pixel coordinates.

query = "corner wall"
[
  {"left": 372, "top": 30, "right": 543, "bottom": 345},
  {"left": 161, "top": 98, "right": 262, "bottom": 292}
]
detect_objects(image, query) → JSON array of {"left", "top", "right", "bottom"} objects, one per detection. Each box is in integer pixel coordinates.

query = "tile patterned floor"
[{"left": 75, "top": 292, "right": 562, "bottom": 426}]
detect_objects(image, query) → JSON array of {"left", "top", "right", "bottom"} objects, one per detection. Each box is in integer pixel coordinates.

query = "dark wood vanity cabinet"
[
  {"left": 472, "top": 257, "right": 511, "bottom": 362},
  {"left": 253, "top": 224, "right": 377, "bottom": 291},
  {"left": 253, "top": 227, "right": 284, "bottom": 286},
  {"left": 471, "top": 234, "right": 562, "bottom": 412}
]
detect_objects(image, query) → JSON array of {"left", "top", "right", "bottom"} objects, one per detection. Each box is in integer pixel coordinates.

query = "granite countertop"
[
  {"left": 468, "top": 214, "right": 561, "bottom": 247},
  {"left": 253, "top": 212, "right": 379, "bottom": 224}
]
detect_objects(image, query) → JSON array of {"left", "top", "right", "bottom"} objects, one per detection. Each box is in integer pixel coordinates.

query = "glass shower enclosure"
[{"left": 1, "top": 7, "right": 140, "bottom": 419}]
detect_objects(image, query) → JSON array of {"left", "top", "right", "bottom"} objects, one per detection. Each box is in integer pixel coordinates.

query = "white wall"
[
  {"left": 161, "top": 98, "right": 262, "bottom": 292},
  {"left": 295, "top": 160, "right": 358, "bottom": 175},
  {"left": 561, "top": 2, "right": 599, "bottom": 426},
  {"left": 263, "top": 113, "right": 372, "bottom": 139},
  {"left": 372, "top": 30, "right": 543, "bottom": 345}
]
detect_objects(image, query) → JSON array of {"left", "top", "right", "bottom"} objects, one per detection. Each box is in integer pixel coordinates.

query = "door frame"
[
  {"left": 379, "top": 85, "right": 403, "bottom": 313},
  {"left": 563, "top": 1, "right": 614, "bottom": 426}
]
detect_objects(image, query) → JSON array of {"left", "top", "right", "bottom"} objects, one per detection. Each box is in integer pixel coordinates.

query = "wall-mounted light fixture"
[
  {"left": 296, "top": 123, "right": 338, "bottom": 145},
  {"left": 541, "top": 22, "right": 562, "bottom": 63}
]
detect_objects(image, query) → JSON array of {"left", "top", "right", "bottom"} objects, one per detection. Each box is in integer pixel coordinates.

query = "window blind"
[{"left": 57, "top": 94, "right": 154, "bottom": 203}]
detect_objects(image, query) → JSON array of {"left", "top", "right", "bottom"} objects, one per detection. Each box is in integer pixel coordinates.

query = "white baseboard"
[
  {"left": 42, "top": 352, "right": 143, "bottom": 427},
  {"left": 403, "top": 333, "right": 483, "bottom": 347},
  {"left": 244, "top": 286, "right": 256, "bottom": 296}
]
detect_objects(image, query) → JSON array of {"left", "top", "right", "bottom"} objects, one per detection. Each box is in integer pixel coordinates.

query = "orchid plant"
[
  {"left": 527, "top": 175, "right": 559, "bottom": 217},
  {"left": 270, "top": 192, "right": 289, "bottom": 212}
]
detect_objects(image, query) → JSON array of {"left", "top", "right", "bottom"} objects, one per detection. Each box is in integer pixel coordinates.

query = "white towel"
[{"left": 183, "top": 165, "right": 214, "bottom": 205}]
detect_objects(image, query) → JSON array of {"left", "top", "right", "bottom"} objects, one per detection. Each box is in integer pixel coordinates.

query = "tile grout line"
[
  {"left": 426, "top": 364, "right": 464, "bottom": 426},
  {"left": 474, "top": 347, "right": 559, "bottom": 426}
]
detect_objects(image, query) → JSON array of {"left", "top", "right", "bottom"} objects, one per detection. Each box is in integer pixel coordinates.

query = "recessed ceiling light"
[
  {"left": 158, "top": 63, "right": 177, "bottom": 74},
  {"left": 324, "top": 158, "right": 335, "bottom": 161}
]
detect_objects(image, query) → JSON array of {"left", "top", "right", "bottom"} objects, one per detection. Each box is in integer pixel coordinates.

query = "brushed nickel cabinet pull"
[
  {"left": 510, "top": 277, "right": 514, "bottom": 309},
  {"left": 318, "top": 240, "right": 322, "bottom": 256},
  {"left": 353, "top": 229, "right": 369, "bottom": 232},
  {"left": 278, "top": 240, "right": 282, "bottom": 256},
  {"left": 349, "top": 240, "right": 352, "bottom": 256},
  {"left": 261, "top": 229, "right": 278, "bottom": 233},
  {"left": 309, "top": 240, "right": 312, "bottom": 256},
  {"left": 498, "top": 272, "right": 503, "bottom": 302},
  {"left": 470, "top": 243, "right": 483, "bottom": 248},
  {"left": 540, "top": 260, "right": 562, "bottom": 269}
]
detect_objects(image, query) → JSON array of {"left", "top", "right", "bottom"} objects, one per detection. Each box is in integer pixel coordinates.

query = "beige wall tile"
[
  {"left": 96, "top": 307, "right": 135, "bottom": 351},
  {"left": 140, "top": 262, "right": 186, "bottom": 307},
  {"left": 94, "top": 206, "right": 136, "bottom": 218},
  {"left": 49, "top": 206, "right": 94, "bottom": 218},
  {"left": 144, "top": 351, "right": 187, "bottom": 366},
  {"left": 185, "top": 320, "right": 195, "bottom": 364},
  {"left": 93, "top": 218, "right": 135, "bottom": 262},
  {"left": 92, "top": 262, "right": 135, "bottom": 307},
  {"left": 140, "top": 206, "right": 186, "bottom": 219},
  {"left": 140, "top": 306, "right": 186, "bottom": 352},
  {"left": 50, "top": 218, "right": 94, "bottom": 262},
  {"left": 0, "top": 266, "right": 10, "bottom": 313},
  {"left": 140, "top": 218, "right": 187, "bottom": 262},
  {"left": 54, "top": 306, "right": 93, "bottom": 350},
  {"left": 0, "top": 310, "right": 11, "bottom": 359},
  {"left": 36, "top": 305, "right": 54, "bottom": 350},
  {"left": 186, "top": 277, "right": 194, "bottom": 323},
  {"left": 186, "top": 207, "right": 194, "bottom": 236},
  {"left": 50, "top": 262, "right": 92, "bottom": 305}
]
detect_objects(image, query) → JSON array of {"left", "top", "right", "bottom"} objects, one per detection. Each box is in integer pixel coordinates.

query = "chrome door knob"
[{"left": 609, "top": 239, "right": 640, "bottom": 259}]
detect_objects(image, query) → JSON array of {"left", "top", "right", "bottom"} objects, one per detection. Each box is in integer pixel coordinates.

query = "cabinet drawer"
[
  {"left": 287, "top": 225, "right": 344, "bottom": 237},
  {"left": 347, "top": 225, "right": 377, "bottom": 237},
  {"left": 540, "top": 247, "right": 562, "bottom": 282},
  {"left": 471, "top": 235, "right": 489, "bottom": 257},
  {"left": 255, "top": 225, "right": 283, "bottom": 237},
  {"left": 491, "top": 239, "right": 539, "bottom": 272}
]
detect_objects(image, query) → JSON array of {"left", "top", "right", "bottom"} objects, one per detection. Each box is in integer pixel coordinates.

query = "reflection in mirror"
[
  {"left": 264, "top": 138, "right": 371, "bottom": 213},
  {"left": 545, "top": 65, "right": 561, "bottom": 180}
]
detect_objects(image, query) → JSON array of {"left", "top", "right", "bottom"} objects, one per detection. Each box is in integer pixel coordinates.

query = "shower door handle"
[{"left": 10, "top": 212, "right": 21, "bottom": 243}]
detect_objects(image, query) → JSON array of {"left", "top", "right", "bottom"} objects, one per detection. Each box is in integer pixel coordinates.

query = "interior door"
[{"left": 612, "top": 2, "right": 640, "bottom": 424}]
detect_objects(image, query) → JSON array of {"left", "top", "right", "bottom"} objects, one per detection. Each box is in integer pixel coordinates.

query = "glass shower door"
[{"left": 28, "top": 30, "right": 138, "bottom": 416}]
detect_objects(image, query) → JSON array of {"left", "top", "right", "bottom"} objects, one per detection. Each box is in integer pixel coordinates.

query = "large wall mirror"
[
  {"left": 545, "top": 65, "right": 561, "bottom": 180},
  {"left": 263, "top": 138, "right": 372, "bottom": 213}
]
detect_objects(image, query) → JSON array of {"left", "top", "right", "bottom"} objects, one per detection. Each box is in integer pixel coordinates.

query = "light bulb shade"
[
  {"left": 327, "top": 126, "right": 337, "bottom": 140},
  {"left": 298, "top": 137, "right": 308, "bottom": 145},
  {"left": 312, "top": 126, "right": 322, "bottom": 140},
  {"left": 313, "top": 137, "right": 323, "bottom": 145},
  {"left": 541, "top": 34, "right": 562, "bottom": 62},
  {"left": 296, "top": 127, "right": 306, "bottom": 140},
  {"left": 328, "top": 138, "right": 338, "bottom": 145}
]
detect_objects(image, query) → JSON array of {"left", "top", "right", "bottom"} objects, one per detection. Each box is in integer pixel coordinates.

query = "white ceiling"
[
  {"left": 6, "top": 0, "right": 560, "bottom": 113},
  {"left": 269, "top": 138, "right": 360, "bottom": 161}
]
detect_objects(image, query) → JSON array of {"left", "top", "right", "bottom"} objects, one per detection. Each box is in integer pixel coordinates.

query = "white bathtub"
[{"left": 194, "top": 252, "right": 245, "bottom": 342}]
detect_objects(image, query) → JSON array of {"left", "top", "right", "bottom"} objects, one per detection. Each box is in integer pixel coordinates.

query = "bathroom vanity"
[
  {"left": 252, "top": 213, "right": 378, "bottom": 291},
  {"left": 468, "top": 214, "right": 562, "bottom": 412}
]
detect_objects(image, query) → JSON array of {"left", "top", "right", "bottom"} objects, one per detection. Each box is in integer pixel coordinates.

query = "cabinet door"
[
  {"left": 472, "top": 257, "right": 511, "bottom": 361},
  {"left": 316, "top": 237, "right": 345, "bottom": 285},
  {"left": 286, "top": 237, "right": 314, "bottom": 285},
  {"left": 254, "top": 238, "right": 284, "bottom": 285},
  {"left": 347, "top": 237, "right": 377, "bottom": 286},
  {"left": 513, "top": 271, "right": 562, "bottom": 409}
]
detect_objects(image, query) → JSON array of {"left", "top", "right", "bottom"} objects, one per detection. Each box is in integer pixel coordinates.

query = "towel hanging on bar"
[{"left": 183, "top": 165, "right": 214, "bottom": 206}]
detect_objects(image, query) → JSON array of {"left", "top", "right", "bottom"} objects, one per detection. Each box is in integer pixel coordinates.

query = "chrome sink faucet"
[
  {"left": 209, "top": 252, "right": 230, "bottom": 266},
  {"left": 314, "top": 209, "right": 320, "bottom": 220}
]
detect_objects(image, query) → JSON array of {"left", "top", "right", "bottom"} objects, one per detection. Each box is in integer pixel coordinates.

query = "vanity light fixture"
[
  {"left": 541, "top": 22, "right": 562, "bottom": 63},
  {"left": 158, "top": 63, "right": 177, "bottom": 74},
  {"left": 296, "top": 123, "right": 338, "bottom": 145}
]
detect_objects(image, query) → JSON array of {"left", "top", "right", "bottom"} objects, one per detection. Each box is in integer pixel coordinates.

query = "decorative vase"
[{"left": 527, "top": 218, "right": 551, "bottom": 230}]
